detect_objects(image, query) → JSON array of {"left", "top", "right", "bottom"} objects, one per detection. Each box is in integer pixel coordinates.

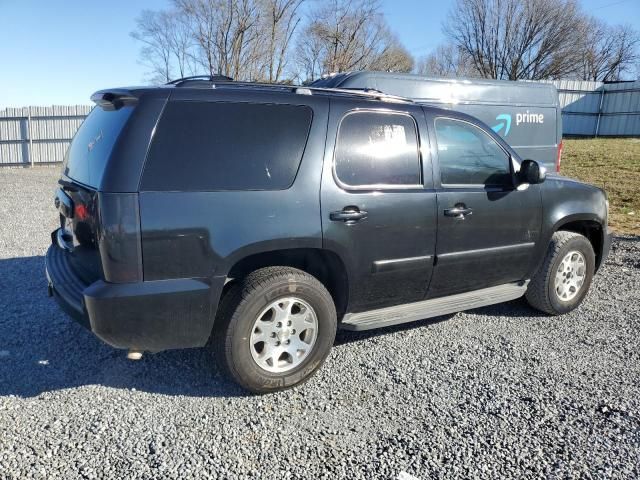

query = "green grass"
[{"left": 561, "top": 138, "right": 640, "bottom": 235}]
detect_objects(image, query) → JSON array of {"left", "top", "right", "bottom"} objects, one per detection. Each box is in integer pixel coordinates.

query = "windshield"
[{"left": 62, "top": 106, "right": 133, "bottom": 189}]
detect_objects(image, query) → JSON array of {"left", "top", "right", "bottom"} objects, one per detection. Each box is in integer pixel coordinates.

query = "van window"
[
  {"left": 63, "top": 106, "right": 133, "bottom": 189},
  {"left": 435, "top": 118, "right": 511, "bottom": 186},
  {"left": 334, "top": 111, "right": 421, "bottom": 188},
  {"left": 141, "top": 101, "right": 313, "bottom": 191}
]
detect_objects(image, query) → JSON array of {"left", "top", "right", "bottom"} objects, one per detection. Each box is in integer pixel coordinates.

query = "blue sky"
[{"left": 0, "top": 0, "right": 638, "bottom": 107}]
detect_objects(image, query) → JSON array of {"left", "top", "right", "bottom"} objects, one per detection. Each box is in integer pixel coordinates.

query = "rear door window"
[
  {"left": 141, "top": 101, "right": 313, "bottom": 191},
  {"left": 63, "top": 106, "right": 133, "bottom": 189},
  {"left": 434, "top": 118, "right": 512, "bottom": 186},
  {"left": 334, "top": 111, "right": 421, "bottom": 188}
]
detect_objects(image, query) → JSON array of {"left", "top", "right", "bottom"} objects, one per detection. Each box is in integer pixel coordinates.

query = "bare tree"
[
  {"left": 295, "top": 27, "right": 325, "bottom": 82},
  {"left": 175, "top": 0, "right": 263, "bottom": 79},
  {"left": 443, "top": 0, "right": 588, "bottom": 80},
  {"left": 258, "top": 0, "right": 305, "bottom": 82},
  {"left": 131, "top": 9, "right": 189, "bottom": 83},
  {"left": 132, "top": 0, "right": 412, "bottom": 84},
  {"left": 295, "top": 0, "right": 413, "bottom": 82},
  {"left": 417, "top": 43, "right": 478, "bottom": 77},
  {"left": 579, "top": 18, "right": 639, "bottom": 81},
  {"left": 176, "top": 0, "right": 305, "bottom": 82},
  {"left": 168, "top": 10, "right": 197, "bottom": 78},
  {"left": 368, "top": 32, "right": 414, "bottom": 73}
]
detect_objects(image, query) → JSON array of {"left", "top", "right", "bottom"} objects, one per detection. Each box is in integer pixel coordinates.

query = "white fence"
[
  {"left": 0, "top": 105, "right": 91, "bottom": 166},
  {"left": 1, "top": 80, "right": 639, "bottom": 166}
]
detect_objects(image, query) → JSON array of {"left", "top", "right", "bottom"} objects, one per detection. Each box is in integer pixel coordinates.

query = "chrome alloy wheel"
[
  {"left": 249, "top": 297, "right": 318, "bottom": 373},
  {"left": 554, "top": 250, "right": 586, "bottom": 301}
]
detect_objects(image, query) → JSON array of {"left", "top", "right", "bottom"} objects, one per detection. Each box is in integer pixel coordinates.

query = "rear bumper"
[
  {"left": 45, "top": 243, "right": 91, "bottom": 330},
  {"left": 45, "top": 242, "right": 225, "bottom": 352}
]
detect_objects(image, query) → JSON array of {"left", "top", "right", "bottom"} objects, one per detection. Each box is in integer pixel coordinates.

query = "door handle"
[
  {"left": 444, "top": 204, "right": 473, "bottom": 219},
  {"left": 330, "top": 207, "right": 368, "bottom": 224}
]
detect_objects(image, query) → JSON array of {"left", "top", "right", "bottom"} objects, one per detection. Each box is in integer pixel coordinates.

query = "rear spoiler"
[{"left": 90, "top": 89, "right": 138, "bottom": 111}]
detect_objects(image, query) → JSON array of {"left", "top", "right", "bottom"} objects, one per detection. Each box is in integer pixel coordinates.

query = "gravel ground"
[{"left": 0, "top": 167, "right": 639, "bottom": 479}]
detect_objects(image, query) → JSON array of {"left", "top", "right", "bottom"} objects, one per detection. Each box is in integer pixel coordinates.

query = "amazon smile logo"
[
  {"left": 491, "top": 114, "right": 511, "bottom": 136},
  {"left": 491, "top": 111, "right": 545, "bottom": 137}
]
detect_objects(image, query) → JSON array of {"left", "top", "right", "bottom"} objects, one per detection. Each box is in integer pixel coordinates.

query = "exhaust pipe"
[{"left": 126, "top": 350, "right": 143, "bottom": 360}]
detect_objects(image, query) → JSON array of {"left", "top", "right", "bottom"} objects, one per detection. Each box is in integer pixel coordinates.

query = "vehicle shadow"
[
  {"left": 1, "top": 255, "right": 520, "bottom": 398},
  {"left": 0, "top": 255, "right": 246, "bottom": 398},
  {"left": 3, "top": 241, "right": 626, "bottom": 398}
]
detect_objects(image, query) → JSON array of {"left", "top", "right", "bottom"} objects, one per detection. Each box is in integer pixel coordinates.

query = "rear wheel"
[
  {"left": 525, "top": 231, "right": 595, "bottom": 315},
  {"left": 214, "top": 267, "right": 337, "bottom": 393}
]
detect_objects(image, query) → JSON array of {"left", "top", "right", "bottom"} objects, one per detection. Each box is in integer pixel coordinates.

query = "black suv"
[{"left": 46, "top": 77, "right": 612, "bottom": 393}]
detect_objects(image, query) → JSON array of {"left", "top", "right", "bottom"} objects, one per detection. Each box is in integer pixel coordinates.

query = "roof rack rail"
[
  {"left": 340, "top": 87, "right": 384, "bottom": 94},
  {"left": 304, "top": 86, "right": 413, "bottom": 103},
  {"left": 166, "top": 75, "right": 234, "bottom": 86},
  {"left": 164, "top": 76, "right": 413, "bottom": 103}
]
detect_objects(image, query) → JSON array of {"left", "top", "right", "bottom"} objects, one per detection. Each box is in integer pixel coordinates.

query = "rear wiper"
[{"left": 58, "top": 179, "right": 78, "bottom": 192}]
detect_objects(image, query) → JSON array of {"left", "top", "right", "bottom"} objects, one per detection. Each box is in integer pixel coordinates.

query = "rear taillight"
[
  {"left": 556, "top": 141, "right": 563, "bottom": 172},
  {"left": 97, "top": 193, "right": 143, "bottom": 283},
  {"left": 74, "top": 203, "right": 89, "bottom": 221}
]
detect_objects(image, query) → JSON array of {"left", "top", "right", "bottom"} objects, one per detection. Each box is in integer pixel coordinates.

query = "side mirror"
[{"left": 519, "top": 159, "right": 546, "bottom": 185}]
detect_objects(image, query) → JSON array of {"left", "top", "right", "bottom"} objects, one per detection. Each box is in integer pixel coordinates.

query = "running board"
[{"left": 340, "top": 281, "right": 529, "bottom": 331}]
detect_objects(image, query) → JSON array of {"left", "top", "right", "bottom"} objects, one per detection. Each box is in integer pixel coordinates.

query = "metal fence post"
[
  {"left": 27, "top": 107, "right": 34, "bottom": 166},
  {"left": 594, "top": 87, "right": 605, "bottom": 138}
]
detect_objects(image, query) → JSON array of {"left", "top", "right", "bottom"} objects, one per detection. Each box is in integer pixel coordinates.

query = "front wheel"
[
  {"left": 525, "top": 231, "right": 595, "bottom": 315},
  {"left": 214, "top": 267, "right": 337, "bottom": 393}
]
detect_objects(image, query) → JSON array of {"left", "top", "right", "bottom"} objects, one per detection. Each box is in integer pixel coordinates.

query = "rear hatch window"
[{"left": 62, "top": 106, "right": 133, "bottom": 189}]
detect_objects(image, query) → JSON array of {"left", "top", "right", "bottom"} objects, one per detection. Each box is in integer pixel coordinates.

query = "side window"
[
  {"left": 434, "top": 118, "right": 511, "bottom": 186},
  {"left": 334, "top": 111, "right": 421, "bottom": 188},
  {"left": 141, "top": 101, "right": 313, "bottom": 191}
]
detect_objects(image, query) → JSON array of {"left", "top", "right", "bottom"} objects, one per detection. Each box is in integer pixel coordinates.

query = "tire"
[
  {"left": 525, "top": 231, "right": 595, "bottom": 315},
  {"left": 214, "top": 267, "right": 337, "bottom": 393}
]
